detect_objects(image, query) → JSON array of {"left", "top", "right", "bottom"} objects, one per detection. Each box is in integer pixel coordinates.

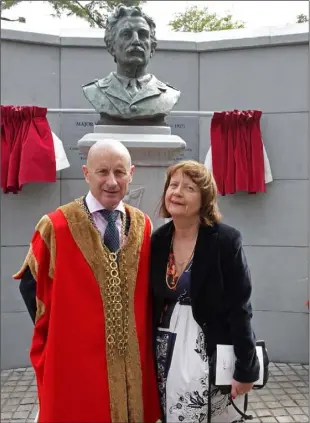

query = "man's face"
[
  {"left": 112, "top": 16, "right": 152, "bottom": 67},
  {"left": 82, "top": 149, "right": 134, "bottom": 210}
]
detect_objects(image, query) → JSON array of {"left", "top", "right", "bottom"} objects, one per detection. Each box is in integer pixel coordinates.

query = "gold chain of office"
[
  {"left": 79, "top": 199, "right": 129, "bottom": 360},
  {"left": 103, "top": 215, "right": 129, "bottom": 360}
]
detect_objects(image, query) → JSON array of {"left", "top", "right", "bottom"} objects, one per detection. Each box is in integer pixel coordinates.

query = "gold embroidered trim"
[
  {"left": 13, "top": 215, "right": 55, "bottom": 281},
  {"left": 60, "top": 198, "right": 146, "bottom": 423},
  {"left": 35, "top": 297, "right": 46, "bottom": 323},
  {"left": 36, "top": 215, "right": 56, "bottom": 279},
  {"left": 13, "top": 245, "right": 38, "bottom": 281},
  {"left": 120, "top": 206, "right": 145, "bottom": 423},
  {"left": 27, "top": 247, "right": 39, "bottom": 281}
]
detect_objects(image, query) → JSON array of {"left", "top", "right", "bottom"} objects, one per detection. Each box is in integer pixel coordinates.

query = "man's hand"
[{"left": 231, "top": 379, "right": 253, "bottom": 399}]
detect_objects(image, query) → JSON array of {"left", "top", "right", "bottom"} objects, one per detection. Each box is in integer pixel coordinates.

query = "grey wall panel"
[
  {"left": 1, "top": 181, "right": 61, "bottom": 246},
  {"left": 244, "top": 246, "right": 309, "bottom": 313},
  {"left": 1, "top": 312, "right": 33, "bottom": 370},
  {"left": 1, "top": 247, "right": 29, "bottom": 313},
  {"left": 60, "top": 113, "right": 97, "bottom": 179},
  {"left": 252, "top": 311, "right": 309, "bottom": 363},
  {"left": 1, "top": 41, "right": 60, "bottom": 107},
  {"left": 47, "top": 112, "right": 61, "bottom": 135},
  {"left": 166, "top": 116, "right": 200, "bottom": 161},
  {"left": 47, "top": 112, "right": 62, "bottom": 180},
  {"left": 199, "top": 45, "right": 308, "bottom": 113},
  {"left": 219, "top": 180, "right": 309, "bottom": 247},
  {"left": 260, "top": 112, "right": 309, "bottom": 180},
  {"left": 198, "top": 116, "right": 212, "bottom": 163},
  {"left": 60, "top": 179, "right": 88, "bottom": 205},
  {"left": 150, "top": 51, "right": 199, "bottom": 111},
  {"left": 60, "top": 47, "right": 114, "bottom": 108}
]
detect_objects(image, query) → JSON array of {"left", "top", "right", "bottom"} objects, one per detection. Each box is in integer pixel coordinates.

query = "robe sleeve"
[{"left": 13, "top": 214, "right": 56, "bottom": 400}]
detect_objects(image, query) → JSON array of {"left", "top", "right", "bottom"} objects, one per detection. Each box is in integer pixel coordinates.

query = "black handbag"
[{"left": 207, "top": 340, "right": 269, "bottom": 422}]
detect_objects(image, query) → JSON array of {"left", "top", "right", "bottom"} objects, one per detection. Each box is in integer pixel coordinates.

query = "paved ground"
[{"left": 1, "top": 362, "right": 309, "bottom": 422}]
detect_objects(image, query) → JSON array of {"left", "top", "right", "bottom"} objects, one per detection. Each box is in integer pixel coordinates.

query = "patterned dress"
[{"left": 156, "top": 248, "right": 243, "bottom": 423}]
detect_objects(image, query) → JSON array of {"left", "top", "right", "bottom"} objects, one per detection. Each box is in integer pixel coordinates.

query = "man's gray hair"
[{"left": 104, "top": 4, "right": 157, "bottom": 57}]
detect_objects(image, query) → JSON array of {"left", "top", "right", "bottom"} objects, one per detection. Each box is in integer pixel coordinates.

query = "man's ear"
[
  {"left": 129, "top": 165, "right": 135, "bottom": 183},
  {"left": 82, "top": 165, "right": 90, "bottom": 184}
]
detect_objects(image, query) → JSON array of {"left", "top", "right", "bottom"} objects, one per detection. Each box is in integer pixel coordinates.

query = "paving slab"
[{"left": 1, "top": 362, "right": 308, "bottom": 422}]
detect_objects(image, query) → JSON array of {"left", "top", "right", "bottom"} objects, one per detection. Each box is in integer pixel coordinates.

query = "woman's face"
[{"left": 165, "top": 170, "right": 201, "bottom": 219}]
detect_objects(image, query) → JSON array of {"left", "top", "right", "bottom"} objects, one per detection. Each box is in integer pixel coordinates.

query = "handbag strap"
[
  {"left": 206, "top": 382, "right": 254, "bottom": 423},
  {"left": 230, "top": 394, "right": 254, "bottom": 420}
]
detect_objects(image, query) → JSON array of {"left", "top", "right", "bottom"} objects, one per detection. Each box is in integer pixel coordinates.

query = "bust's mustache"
[{"left": 126, "top": 45, "right": 145, "bottom": 53}]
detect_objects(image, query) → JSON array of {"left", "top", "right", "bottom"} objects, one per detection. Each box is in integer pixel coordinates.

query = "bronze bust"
[{"left": 82, "top": 4, "right": 181, "bottom": 125}]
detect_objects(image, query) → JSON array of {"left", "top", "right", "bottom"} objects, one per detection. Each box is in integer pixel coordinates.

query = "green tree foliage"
[
  {"left": 1, "top": 0, "right": 145, "bottom": 27},
  {"left": 296, "top": 13, "right": 309, "bottom": 23},
  {"left": 169, "top": 5, "right": 245, "bottom": 33}
]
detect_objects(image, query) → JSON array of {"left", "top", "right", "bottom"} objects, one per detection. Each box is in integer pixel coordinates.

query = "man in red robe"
[{"left": 14, "top": 139, "right": 161, "bottom": 423}]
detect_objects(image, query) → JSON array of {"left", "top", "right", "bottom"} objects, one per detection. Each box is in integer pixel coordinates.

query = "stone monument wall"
[{"left": 1, "top": 24, "right": 309, "bottom": 368}]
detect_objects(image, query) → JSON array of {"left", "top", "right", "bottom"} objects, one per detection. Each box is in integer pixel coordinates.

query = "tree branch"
[{"left": 74, "top": 0, "right": 105, "bottom": 27}]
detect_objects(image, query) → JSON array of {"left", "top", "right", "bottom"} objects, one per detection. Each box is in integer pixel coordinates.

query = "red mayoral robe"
[{"left": 14, "top": 198, "right": 161, "bottom": 423}]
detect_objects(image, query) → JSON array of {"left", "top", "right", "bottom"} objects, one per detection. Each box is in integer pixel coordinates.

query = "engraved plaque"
[
  {"left": 59, "top": 114, "right": 199, "bottom": 179},
  {"left": 166, "top": 116, "right": 199, "bottom": 162},
  {"left": 60, "top": 113, "right": 98, "bottom": 179}
]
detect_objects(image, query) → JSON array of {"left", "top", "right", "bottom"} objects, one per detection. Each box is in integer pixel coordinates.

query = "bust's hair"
[
  {"left": 159, "top": 160, "right": 222, "bottom": 226},
  {"left": 104, "top": 4, "right": 157, "bottom": 57}
]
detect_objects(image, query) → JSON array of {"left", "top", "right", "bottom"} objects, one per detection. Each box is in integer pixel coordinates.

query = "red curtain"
[
  {"left": 210, "top": 109, "right": 265, "bottom": 195},
  {"left": 1, "top": 106, "right": 56, "bottom": 194}
]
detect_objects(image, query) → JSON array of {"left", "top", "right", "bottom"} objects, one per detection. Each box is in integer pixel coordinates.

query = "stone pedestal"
[{"left": 77, "top": 125, "right": 186, "bottom": 228}]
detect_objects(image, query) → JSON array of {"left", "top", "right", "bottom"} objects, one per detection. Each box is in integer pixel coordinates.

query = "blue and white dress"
[{"left": 156, "top": 250, "right": 243, "bottom": 423}]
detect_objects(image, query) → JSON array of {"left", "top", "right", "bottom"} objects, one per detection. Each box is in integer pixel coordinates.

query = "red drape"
[
  {"left": 210, "top": 109, "right": 265, "bottom": 195},
  {"left": 1, "top": 105, "right": 56, "bottom": 194}
]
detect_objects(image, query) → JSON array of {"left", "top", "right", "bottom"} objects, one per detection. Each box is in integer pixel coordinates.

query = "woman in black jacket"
[{"left": 151, "top": 160, "right": 259, "bottom": 423}]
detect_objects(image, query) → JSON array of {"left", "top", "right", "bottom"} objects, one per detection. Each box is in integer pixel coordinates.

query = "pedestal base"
[
  {"left": 78, "top": 125, "right": 186, "bottom": 167},
  {"left": 94, "top": 124, "right": 171, "bottom": 135}
]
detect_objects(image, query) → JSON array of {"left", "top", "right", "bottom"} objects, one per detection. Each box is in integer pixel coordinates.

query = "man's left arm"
[
  {"left": 14, "top": 215, "right": 55, "bottom": 402},
  {"left": 19, "top": 267, "right": 37, "bottom": 323}
]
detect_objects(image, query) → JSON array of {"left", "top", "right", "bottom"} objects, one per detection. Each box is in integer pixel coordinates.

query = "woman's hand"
[{"left": 231, "top": 379, "right": 253, "bottom": 399}]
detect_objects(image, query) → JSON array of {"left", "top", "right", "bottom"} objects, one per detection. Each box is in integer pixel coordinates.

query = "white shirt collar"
[{"left": 85, "top": 191, "right": 125, "bottom": 215}]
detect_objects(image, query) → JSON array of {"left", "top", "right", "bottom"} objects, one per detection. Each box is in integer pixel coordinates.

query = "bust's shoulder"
[
  {"left": 82, "top": 78, "right": 99, "bottom": 91},
  {"left": 152, "top": 76, "right": 180, "bottom": 93},
  {"left": 165, "top": 81, "right": 180, "bottom": 93},
  {"left": 82, "top": 73, "right": 114, "bottom": 91},
  {"left": 97, "top": 73, "right": 114, "bottom": 88}
]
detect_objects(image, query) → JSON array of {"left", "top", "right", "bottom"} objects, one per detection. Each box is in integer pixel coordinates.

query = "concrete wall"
[{"left": 1, "top": 23, "right": 309, "bottom": 369}]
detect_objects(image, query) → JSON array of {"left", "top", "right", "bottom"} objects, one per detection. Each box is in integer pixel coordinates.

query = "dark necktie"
[{"left": 100, "top": 209, "right": 120, "bottom": 252}]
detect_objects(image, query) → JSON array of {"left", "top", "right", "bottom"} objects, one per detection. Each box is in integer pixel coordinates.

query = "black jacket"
[{"left": 151, "top": 221, "right": 260, "bottom": 383}]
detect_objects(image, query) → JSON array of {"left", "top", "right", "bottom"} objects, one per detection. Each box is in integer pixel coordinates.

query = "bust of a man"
[{"left": 82, "top": 4, "right": 181, "bottom": 125}]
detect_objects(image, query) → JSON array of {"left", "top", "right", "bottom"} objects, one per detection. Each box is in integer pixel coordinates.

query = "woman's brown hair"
[{"left": 159, "top": 160, "right": 222, "bottom": 226}]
